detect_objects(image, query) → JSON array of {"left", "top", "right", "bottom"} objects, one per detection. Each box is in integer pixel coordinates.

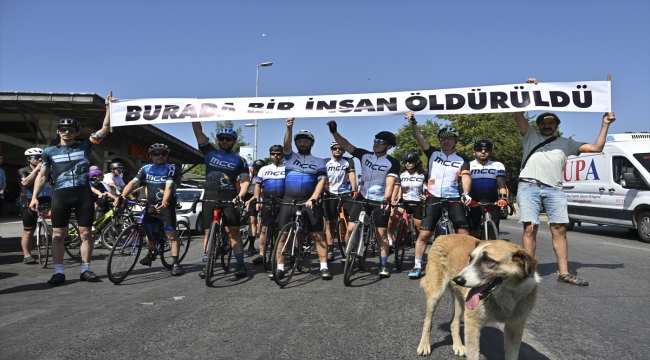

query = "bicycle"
[
  {"left": 342, "top": 198, "right": 383, "bottom": 286},
  {"left": 258, "top": 197, "right": 280, "bottom": 271},
  {"left": 68, "top": 197, "right": 136, "bottom": 250},
  {"left": 393, "top": 201, "right": 422, "bottom": 270},
  {"left": 271, "top": 199, "right": 316, "bottom": 287},
  {"left": 106, "top": 201, "right": 191, "bottom": 284},
  {"left": 191, "top": 196, "right": 242, "bottom": 286},
  {"left": 324, "top": 195, "right": 349, "bottom": 258},
  {"left": 33, "top": 203, "right": 52, "bottom": 268},
  {"left": 427, "top": 199, "right": 458, "bottom": 240},
  {"left": 470, "top": 201, "right": 500, "bottom": 240}
]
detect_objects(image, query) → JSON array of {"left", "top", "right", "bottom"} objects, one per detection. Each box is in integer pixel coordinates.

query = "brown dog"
[{"left": 417, "top": 234, "right": 539, "bottom": 359}]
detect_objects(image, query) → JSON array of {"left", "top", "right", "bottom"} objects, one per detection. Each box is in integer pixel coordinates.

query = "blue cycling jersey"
[
  {"left": 199, "top": 141, "right": 249, "bottom": 196},
  {"left": 254, "top": 163, "right": 286, "bottom": 198},
  {"left": 41, "top": 138, "right": 95, "bottom": 190},
  {"left": 132, "top": 163, "right": 180, "bottom": 204},
  {"left": 283, "top": 151, "right": 327, "bottom": 199}
]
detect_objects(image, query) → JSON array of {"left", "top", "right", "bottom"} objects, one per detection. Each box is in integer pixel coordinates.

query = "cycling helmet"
[
  {"left": 148, "top": 143, "right": 170, "bottom": 154},
  {"left": 536, "top": 112, "right": 561, "bottom": 127},
  {"left": 89, "top": 169, "right": 103, "bottom": 179},
  {"left": 402, "top": 151, "right": 420, "bottom": 163},
  {"left": 330, "top": 141, "right": 340, "bottom": 149},
  {"left": 473, "top": 139, "right": 494, "bottom": 151},
  {"left": 57, "top": 118, "right": 81, "bottom": 130},
  {"left": 437, "top": 126, "right": 460, "bottom": 138},
  {"left": 269, "top": 144, "right": 283, "bottom": 153},
  {"left": 109, "top": 162, "right": 124, "bottom": 169},
  {"left": 253, "top": 159, "right": 267, "bottom": 170},
  {"left": 294, "top": 130, "right": 315, "bottom": 142},
  {"left": 374, "top": 131, "right": 397, "bottom": 146},
  {"left": 216, "top": 128, "right": 238, "bottom": 140},
  {"left": 24, "top": 147, "right": 43, "bottom": 156}
]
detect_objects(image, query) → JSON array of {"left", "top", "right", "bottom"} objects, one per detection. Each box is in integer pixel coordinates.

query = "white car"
[{"left": 176, "top": 189, "right": 205, "bottom": 234}]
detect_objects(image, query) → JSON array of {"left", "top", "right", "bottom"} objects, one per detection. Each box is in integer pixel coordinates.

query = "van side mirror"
[{"left": 621, "top": 173, "right": 637, "bottom": 189}]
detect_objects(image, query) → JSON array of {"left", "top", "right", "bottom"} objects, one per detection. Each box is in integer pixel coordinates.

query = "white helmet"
[
  {"left": 25, "top": 147, "right": 43, "bottom": 156},
  {"left": 294, "top": 130, "right": 315, "bottom": 142},
  {"left": 148, "top": 143, "right": 170, "bottom": 154}
]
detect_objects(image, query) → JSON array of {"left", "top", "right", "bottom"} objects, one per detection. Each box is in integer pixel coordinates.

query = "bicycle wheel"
[
  {"left": 220, "top": 230, "right": 233, "bottom": 272},
  {"left": 297, "top": 232, "right": 310, "bottom": 272},
  {"left": 205, "top": 222, "right": 219, "bottom": 285},
  {"left": 36, "top": 222, "right": 51, "bottom": 268},
  {"left": 445, "top": 220, "right": 456, "bottom": 235},
  {"left": 394, "top": 219, "right": 407, "bottom": 270},
  {"left": 262, "top": 223, "right": 276, "bottom": 271},
  {"left": 107, "top": 224, "right": 143, "bottom": 283},
  {"left": 272, "top": 223, "right": 300, "bottom": 286},
  {"left": 101, "top": 220, "right": 130, "bottom": 250},
  {"left": 159, "top": 220, "right": 192, "bottom": 268},
  {"left": 65, "top": 221, "right": 82, "bottom": 259},
  {"left": 335, "top": 218, "right": 347, "bottom": 256},
  {"left": 359, "top": 225, "right": 374, "bottom": 271},
  {"left": 343, "top": 223, "right": 361, "bottom": 286},
  {"left": 481, "top": 220, "right": 499, "bottom": 240}
]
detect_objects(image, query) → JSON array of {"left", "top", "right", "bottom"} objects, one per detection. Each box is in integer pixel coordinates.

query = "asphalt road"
[{"left": 1, "top": 216, "right": 648, "bottom": 360}]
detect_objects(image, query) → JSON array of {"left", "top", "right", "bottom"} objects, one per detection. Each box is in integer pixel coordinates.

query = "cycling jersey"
[
  {"left": 254, "top": 163, "right": 286, "bottom": 198},
  {"left": 199, "top": 141, "right": 249, "bottom": 197},
  {"left": 469, "top": 159, "right": 506, "bottom": 202},
  {"left": 351, "top": 148, "right": 400, "bottom": 201},
  {"left": 399, "top": 170, "right": 427, "bottom": 201},
  {"left": 423, "top": 148, "right": 470, "bottom": 198},
  {"left": 325, "top": 157, "right": 355, "bottom": 195},
  {"left": 41, "top": 137, "right": 100, "bottom": 190},
  {"left": 17, "top": 166, "right": 51, "bottom": 201},
  {"left": 283, "top": 151, "right": 327, "bottom": 199},
  {"left": 131, "top": 163, "right": 180, "bottom": 204}
]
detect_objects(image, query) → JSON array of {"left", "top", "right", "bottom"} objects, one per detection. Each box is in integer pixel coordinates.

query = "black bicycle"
[
  {"left": 258, "top": 197, "right": 281, "bottom": 271},
  {"left": 470, "top": 202, "right": 500, "bottom": 240},
  {"left": 341, "top": 198, "right": 383, "bottom": 286},
  {"left": 393, "top": 201, "right": 422, "bottom": 270},
  {"left": 271, "top": 199, "right": 315, "bottom": 287}
]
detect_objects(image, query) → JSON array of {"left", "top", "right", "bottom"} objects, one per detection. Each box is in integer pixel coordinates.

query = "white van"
[{"left": 562, "top": 133, "right": 650, "bottom": 243}]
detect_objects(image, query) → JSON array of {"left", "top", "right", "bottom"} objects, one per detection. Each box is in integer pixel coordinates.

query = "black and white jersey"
[
  {"left": 351, "top": 148, "right": 400, "bottom": 201},
  {"left": 399, "top": 170, "right": 426, "bottom": 202},
  {"left": 469, "top": 159, "right": 506, "bottom": 202},
  {"left": 325, "top": 157, "right": 355, "bottom": 195},
  {"left": 424, "top": 148, "right": 470, "bottom": 198}
]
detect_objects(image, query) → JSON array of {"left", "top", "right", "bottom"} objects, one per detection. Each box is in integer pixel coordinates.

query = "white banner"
[{"left": 110, "top": 81, "right": 611, "bottom": 127}]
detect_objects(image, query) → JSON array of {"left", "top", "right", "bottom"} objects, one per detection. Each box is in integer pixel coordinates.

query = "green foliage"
[
  {"left": 393, "top": 119, "right": 441, "bottom": 162},
  {"left": 184, "top": 120, "right": 249, "bottom": 176}
]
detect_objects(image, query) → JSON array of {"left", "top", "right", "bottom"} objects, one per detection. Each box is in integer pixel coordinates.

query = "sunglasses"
[
  {"left": 331, "top": 147, "right": 343, "bottom": 151},
  {"left": 27, "top": 155, "right": 42, "bottom": 160},
  {"left": 113, "top": 167, "right": 124, "bottom": 171},
  {"left": 58, "top": 126, "right": 78, "bottom": 133},
  {"left": 270, "top": 153, "right": 283, "bottom": 156},
  {"left": 217, "top": 137, "right": 234, "bottom": 142},
  {"left": 373, "top": 139, "right": 388, "bottom": 145},
  {"left": 475, "top": 148, "right": 492, "bottom": 152},
  {"left": 151, "top": 151, "right": 168, "bottom": 157},
  {"left": 439, "top": 137, "right": 456, "bottom": 142}
]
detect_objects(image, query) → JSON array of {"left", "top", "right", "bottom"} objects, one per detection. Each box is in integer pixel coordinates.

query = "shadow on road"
[
  {"left": 536, "top": 261, "right": 624, "bottom": 276},
  {"left": 0, "top": 278, "right": 82, "bottom": 295}
]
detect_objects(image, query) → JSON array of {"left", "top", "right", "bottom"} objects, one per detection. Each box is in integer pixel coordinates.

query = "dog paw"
[
  {"left": 453, "top": 344, "right": 466, "bottom": 357},
  {"left": 417, "top": 342, "right": 432, "bottom": 356}
]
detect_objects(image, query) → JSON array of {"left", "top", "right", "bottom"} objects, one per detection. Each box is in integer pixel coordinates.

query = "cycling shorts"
[
  {"left": 260, "top": 202, "right": 282, "bottom": 227},
  {"left": 348, "top": 199, "right": 390, "bottom": 228},
  {"left": 420, "top": 196, "right": 469, "bottom": 231},
  {"left": 468, "top": 206, "right": 501, "bottom": 233},
  {"left": 398, "top": 201, "right": 423, "bottom": 221},
  {"left": 51, "top": 187, "right": 95, "bottom": 228},
  {"left": 277, "top": 196, "right": 324, "bottom": 233},
  {"left": 21, "top": 205, "right": 38, "bottom": 228},
  {"left": 322, "top": 194, "right": 354, "bottom": 221},
  {"left": 146, "top": 205, "right": 177, "bottom": 231},
  {"left": 202, "top": 195, "right": 241, "bottom": 228},
  {"left": 242, "top": 193, "right": 258, "bottom": 218}
]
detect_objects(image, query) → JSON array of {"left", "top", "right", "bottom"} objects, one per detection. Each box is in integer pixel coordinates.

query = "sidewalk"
[{"left": 0, "top": 216, "right": 27, "bottom": 252}]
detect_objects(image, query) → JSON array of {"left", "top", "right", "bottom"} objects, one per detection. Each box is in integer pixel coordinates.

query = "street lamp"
[{"left": 252, "top": 61, "right": 273, "bottom": 159}]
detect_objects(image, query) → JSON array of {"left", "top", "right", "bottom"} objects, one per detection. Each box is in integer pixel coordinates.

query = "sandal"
[{"left": 557, "top": 272, "right": 589, "bottom": 286}]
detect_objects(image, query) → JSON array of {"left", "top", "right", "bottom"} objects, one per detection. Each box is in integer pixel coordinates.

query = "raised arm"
[
  {"left": 514, "top": 78, "right": 538, "bottom": 136},
  {"left": 95, "top": 92, "right": 117, "bottom": 139},
  {"left": 405, "top": 112, "right": 430, "bottom": 152},
  {"left": 284, "top": 118, "right": 295, "bottom": 153},
  {"left": 192, "top": 122, "right": 209, "bottom": 144},
  {"left": 578, "top": 112, "right": 616, "bottom": 153},
  {"left": 326, "top": 121, "right": 356, "bottom": 154}
]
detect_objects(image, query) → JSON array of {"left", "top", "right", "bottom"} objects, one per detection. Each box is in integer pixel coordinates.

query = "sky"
[{"left": 1, "top": 0, "right": 649, "bottom": 163}]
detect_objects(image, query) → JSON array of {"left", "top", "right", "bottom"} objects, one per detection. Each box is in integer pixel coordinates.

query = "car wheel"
[
  {"left": 636, "top": 211, "right": 650, "bottom": 243},
  {"left": 566, "top": 221, "right": 575, "bottom": 231},
  {"left": 194, "top": 213, "right": 204, "bottom": 235}
]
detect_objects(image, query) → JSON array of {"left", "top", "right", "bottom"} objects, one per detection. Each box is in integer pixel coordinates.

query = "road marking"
[
  {"left": 0, "top": 221, "right": 23, "bottom": 225},
  {"left": 140, "top": 302, "right": 154, "bottom": 305},
  {"left": 594, "top": 241, "right": 650, "bottom": 252},
  {"left": 173, "top": 296, "right": 185, "bottom": 300}
]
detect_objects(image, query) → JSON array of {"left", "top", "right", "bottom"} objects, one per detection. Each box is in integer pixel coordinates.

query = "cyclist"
[
  {"left": 274, "top": 118, "right": 331, "bottom": 280},
  {"left": 89, "top": 169, "right": 117, "bottom": 249},
  {"left": 388, "top": 151, "right": 427, "bottom": 249},
  {"left": 327, "top": 120, "right": 400, "bottom": 278},
  {"left": 103, "top": 162, "right": 125, "bottom": 197},
  {"left": 404, "top": 111, "right": 472, "bottom": 279},
  {"left": 18, "top": 147, "right": 51, "bottom": 264},
  {"left": 468, "top": 139, "right": 508, "bottom": 236},
  {"left": 30, "top": 94, "right": 116, "bottom": 285},
  {"left": 249, "top": 145, "right": 286, "bottom": 265},
  {"left": 191, "top": 122, "right": 250, "bottom": 278},
  {"left": 117, "top": 143, "right": 183, "bottom": 275},
  {"left": 243, "top": 159, "right": 266, "bottom": 255},
  {"left": 323, "top": 141, "right": 357, "bottom": 262}
]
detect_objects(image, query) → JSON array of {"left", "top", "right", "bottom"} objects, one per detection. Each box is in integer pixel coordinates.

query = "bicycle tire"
[
  {"left": 36, "top": 222, "right": 51, "bottom": 268},
  {"left": 206, "top": 222, "right": 221, "bottom": 285},
  {"left": 107, "top": 224, "right": 143, "bottom": 283},
  {"left": 343, "top": 223, "right": 361, "bottom": 286},
  {"left": 220, "top": 230, "right": 232, "bottom": 272},
  {"left": 65, "top": 221, "right": 82, "bottom": 259},
  {"left": 101, "top": 220, "right": 130, "bottom": 250},
  {"left": 262, "top": 222, "right": 276, "bottom": 271},
  {"left": 335, "top": 217, "right": 347, "bottom": 257},
  {"left": 480, "top": 220, "right": 499, "bottom": 240},
  {"left": 359, "top": 224, "right": 374, "bottom": 271},
  {"left": 160, "top": 220, "right": 192, "bottom": 268},
  {"left": 394, "top": 218, "right": 407, "bottom": 270},
  {"left": 297, "top": 232, "right": 310, "bottom": 272},
  {"left": 272, "top": 223, "right": 300, "bottom": 286}
]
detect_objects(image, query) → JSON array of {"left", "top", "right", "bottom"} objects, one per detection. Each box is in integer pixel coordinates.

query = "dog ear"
[{"left": 513, "top": 249, "right": 537, "bottom": 278}]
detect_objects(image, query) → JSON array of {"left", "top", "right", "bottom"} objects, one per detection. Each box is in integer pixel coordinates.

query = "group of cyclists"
[{"left": 18, "top": 94, "right": 510, "bottom": 285}]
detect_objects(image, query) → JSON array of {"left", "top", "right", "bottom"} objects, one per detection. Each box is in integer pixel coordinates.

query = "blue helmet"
[{"left": 216, "top": 128, "right": 238, "bottom": 140}]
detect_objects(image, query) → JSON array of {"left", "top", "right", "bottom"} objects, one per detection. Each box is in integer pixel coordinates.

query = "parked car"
[{"left": 176, "top": 189, "right": 205, "bottom": 234}]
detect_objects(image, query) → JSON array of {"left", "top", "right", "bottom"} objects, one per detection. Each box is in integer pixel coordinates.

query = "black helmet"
[
  {"left": 402, "top": 151, "right": 420, "bottom": 163},
  {"left": 375, "top": 131, "right": 397, "bottom": 146},
  {"left": 253, "top": 159, "right": 266, "bottom": 170},
  {"left": 57, "top": 118, "right": 81, "bottom": 130},
  {"left": 109, "top": 162, "right": 124, "bottom": 170},
  {"left": 473, "top": 139, "right": 494, "bottom": 151},
  {"left": 536, "top": 112, "right": 561, "bottom": 127},
  {"left": 269, "top": 144, "right": 283, "bottom": 153}
]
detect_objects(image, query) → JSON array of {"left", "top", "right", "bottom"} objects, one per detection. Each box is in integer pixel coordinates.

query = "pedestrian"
[{"left": 514, "top": 77, "right": 616, "bottom": 286}]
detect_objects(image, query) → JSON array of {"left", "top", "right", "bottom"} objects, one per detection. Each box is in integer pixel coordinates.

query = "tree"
[
  {"left": 393, "top": 118, "right": 442, "bottom": 162},
  {"left": 185, "top": 120, "right": 250, "bottom": 175}
]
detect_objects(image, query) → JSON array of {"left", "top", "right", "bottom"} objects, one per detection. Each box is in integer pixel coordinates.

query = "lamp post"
[{"left": 252, "top": 61, "right": 273, "bottom": 160}]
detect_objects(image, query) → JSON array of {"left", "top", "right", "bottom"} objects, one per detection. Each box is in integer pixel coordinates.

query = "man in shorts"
[{"left": 18, "top": 148, "right": 51, "bottom": 264}]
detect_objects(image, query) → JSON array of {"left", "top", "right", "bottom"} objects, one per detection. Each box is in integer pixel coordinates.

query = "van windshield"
[{"left": 634, "top": 153, "right": 650, "bottom": 173}]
